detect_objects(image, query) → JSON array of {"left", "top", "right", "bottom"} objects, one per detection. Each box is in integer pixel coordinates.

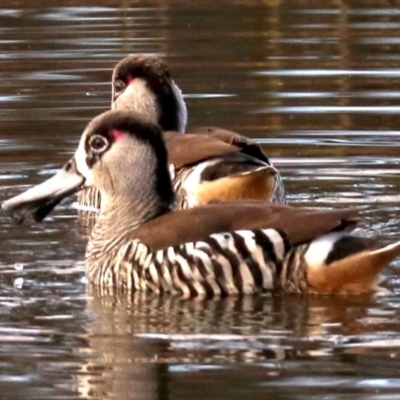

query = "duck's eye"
[
  {"left": 89, "top": 134, "right": 109, "bottom": 153},
  {"left": 113, "top": 79, "right": 125, "bottom": 93}
]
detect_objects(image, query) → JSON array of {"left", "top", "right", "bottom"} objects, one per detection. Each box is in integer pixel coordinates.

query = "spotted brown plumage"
[
  {"left": 77, "top": 54, "right": 285, "bottom": 210},
  {"left": 4, "top": 110, "right": 400, "bottom": 296}
]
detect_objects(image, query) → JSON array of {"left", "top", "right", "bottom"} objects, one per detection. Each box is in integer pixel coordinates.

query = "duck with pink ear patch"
[
  {"left": 78, "top": 54, "right": 285, "bottom": 211},
  {"left": 3, "top": 110, "right": 400, "bottom": 297}
]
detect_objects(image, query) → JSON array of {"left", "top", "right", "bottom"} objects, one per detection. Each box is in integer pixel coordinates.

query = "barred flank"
[
  {"left": 279, "top": 245, "right": 309, "bottom": 293},
  {"left": 86, "top": 228, "right": 307, "bottom": 296}
]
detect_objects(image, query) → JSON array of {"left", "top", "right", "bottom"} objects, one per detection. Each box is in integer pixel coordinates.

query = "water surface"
[{"left": 1, "top": 1, "right": 400, "bottom": 399}]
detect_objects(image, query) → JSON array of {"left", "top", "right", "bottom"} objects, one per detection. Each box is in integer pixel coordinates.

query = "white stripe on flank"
[
  {"left": 155, "top": 250, "right": 173, "bottom": 291},
  {"left": 133, "top": 268, "right": 140, "bottom": 290},
  {"left": 176, "top": 251, "right": 206, "bottom": 297},
  {"left": 142, "top": 252, "right": 153, "bottom": 269},
  {"left": 167, "top": 247, "right": 191, "bottom": 297},
  {"left": 209, "top": 233, "right": 239, "bottom": 294},
  {"left": 148, "top": 262, "right": 160, "bottom": 286},
  {"left": 136, "top": 243, "right": 149, "bottom": 265},
  {"left": 134, "top": 244, "right": 142, "bottom": 262},
  {"left": 262, "top": 229, "right": 286, "bottom": 261},
  {"left": 192, "top": 243, "right": 222, "bottom": 296},
  {"left": 236, "top": 230, "right": 273, "bottom": 290},
  {"left": 304, "top": 232, "right": 346, "bottom": 269},
  {"left": 122, "top": 254, "right": 132, "bottom": 289},
  {"left": 221, "top": 232, "right": 255, "bottom": 294}
]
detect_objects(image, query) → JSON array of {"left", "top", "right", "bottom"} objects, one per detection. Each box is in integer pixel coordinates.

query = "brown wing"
[
  {"left": 132, "top": 202, "right": 359, "bottom": 251},
  {"left": 190, "top": 126, "right": 271, "bottom": 164},
  {"left": 163, "top": 131, "right": 243, "bottom": 168}
]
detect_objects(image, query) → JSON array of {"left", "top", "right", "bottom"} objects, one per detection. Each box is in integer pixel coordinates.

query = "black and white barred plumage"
[{"left": 86, "top": 227, "right": 308, "bottom": 296}]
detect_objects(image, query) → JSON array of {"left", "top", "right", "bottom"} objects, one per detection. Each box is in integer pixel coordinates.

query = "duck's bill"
[{"left": 2, "top": 159, "right": 84, "bottom": 223}]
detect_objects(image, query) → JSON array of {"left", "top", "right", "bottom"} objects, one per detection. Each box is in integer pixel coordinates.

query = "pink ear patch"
[
  {"left": 127, "top": 76, "right": 137, "bottom": 85},
  {"left": 111, "top": 129, "right": 125, "bottom": 142}
]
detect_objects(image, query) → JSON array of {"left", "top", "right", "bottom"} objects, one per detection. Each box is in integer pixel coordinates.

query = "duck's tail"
[{"left": 304, "top": 232, "right": 400, "bottom": 294}]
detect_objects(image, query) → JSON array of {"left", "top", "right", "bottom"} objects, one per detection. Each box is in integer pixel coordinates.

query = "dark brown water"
[{"left": 1, "top": 1, "right": 400, "bottom": 399}]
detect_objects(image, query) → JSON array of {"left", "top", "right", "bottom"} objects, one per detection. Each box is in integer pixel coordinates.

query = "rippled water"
[{"left": 1, "top": 1, "right": 400, "bottom": 399}]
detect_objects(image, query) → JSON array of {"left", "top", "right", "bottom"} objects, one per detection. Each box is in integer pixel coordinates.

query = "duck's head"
[
  {"left": 2, "top": 110, "right": 175, "bottom": 223},
  {"left": 111, "top": 54, "right": 187, "bottom": 133}
]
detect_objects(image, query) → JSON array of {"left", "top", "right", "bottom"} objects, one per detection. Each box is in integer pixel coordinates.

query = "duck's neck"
[
  {"left": 88, "top": 132, "right": 175, "bottom": 242},
  {"left": 93, "top": 192, "right": 173, "bottom": 240}
]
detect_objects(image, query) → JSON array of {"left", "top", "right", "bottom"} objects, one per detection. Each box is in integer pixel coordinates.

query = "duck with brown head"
[
  {"left": 111, "top": 54, "right": 188, "bottom": 133},
  {"left": 3, "top": 110, "right": 400, "bottom": 296},
  {"left": 78, "top": 55, "right": 285, "bottom": 211}
]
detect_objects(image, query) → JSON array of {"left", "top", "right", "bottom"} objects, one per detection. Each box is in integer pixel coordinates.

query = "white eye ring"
[
  {"left": 113, "top": 79, "right": 125, "bottom": 93},
  {"left": 88, "top": 134, "right": 109, "bottom": 153}
]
